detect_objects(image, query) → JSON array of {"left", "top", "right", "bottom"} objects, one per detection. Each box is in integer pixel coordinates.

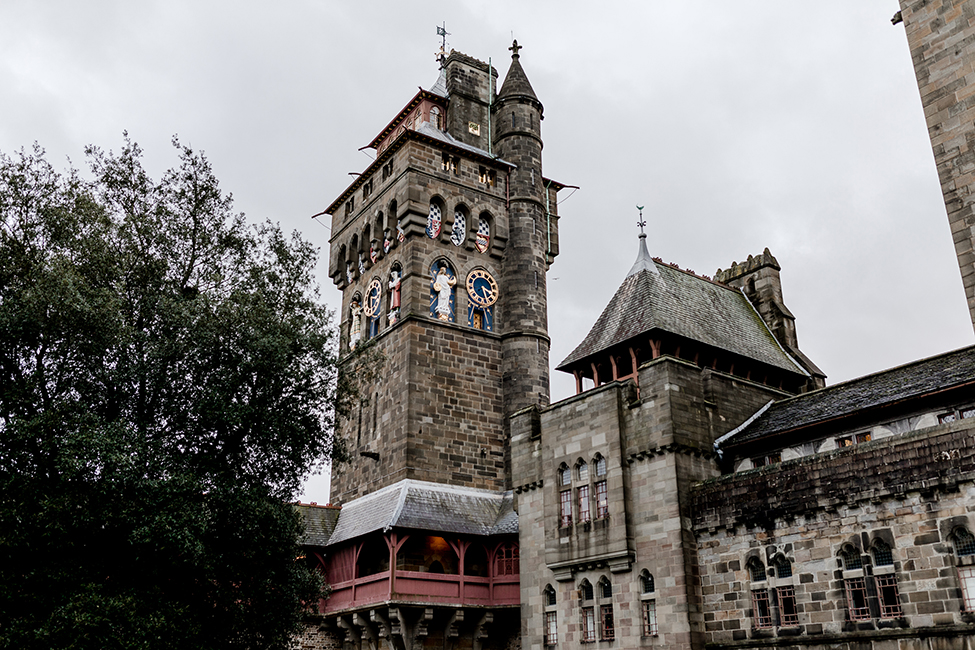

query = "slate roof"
[
  {"left": 557, "top": 244, "right": 807, "bottom": 375},
  {"left": 724, "top": 344, "right": 975, "bottom": 447},
  {"left": 326, "top": 479, "right": 517, "bottom": 546},
  {"left": 297, "top": 504, "right": 341, "bottom": 547},
  {"left": 497, "top": 48, "right": 539, "bottom": 102}
]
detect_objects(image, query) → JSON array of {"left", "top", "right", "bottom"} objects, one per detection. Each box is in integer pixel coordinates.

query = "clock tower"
[{"left": 323, "top": 44, "right": 564, "bottom": 504}]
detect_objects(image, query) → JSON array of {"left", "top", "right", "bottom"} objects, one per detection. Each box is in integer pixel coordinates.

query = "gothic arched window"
[
  {"left": 953, "top": 528, "right": 975, "bottom": 611},
  {"left": 426, "top": 200, "right": 444, "bottom": 239},
  {"left": 475, "top": 213, "right": 492, "bottom": 253},
  {"left": 639, "top": 570, "right": 657, "bottom": 635},
  {"left": 450, "top": 207, "right": 467, "bottom": 246},
  {"left": 495, "top": 542, "right": 519, "bottom": 576}
]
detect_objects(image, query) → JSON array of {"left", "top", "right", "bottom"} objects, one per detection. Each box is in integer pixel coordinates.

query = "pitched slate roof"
[
  {"left": 724, "top": 344, "right": 975, "bottom": 447},
  {"left": 326, "top": 479, "right": 517, "bottom": 546},
  {"left": 557, "top": 243, "right": 806, "bottom": 375},
  {"left": 297, "top": 504, "right": 341, "bottom": 547}
]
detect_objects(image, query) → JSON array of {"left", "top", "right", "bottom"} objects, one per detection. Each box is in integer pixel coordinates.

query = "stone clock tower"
[{"left": 323, "top": 43, "right": 563, "bottom": 505}]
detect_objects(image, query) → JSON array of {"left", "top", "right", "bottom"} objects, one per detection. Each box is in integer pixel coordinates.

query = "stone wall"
[
  {"left": 899, "top": 0, "right": 975, "bottom": 330},
  {"left": 693, "top": 418, "right": 975, "bottom": 648},
  {"left": 510, "top": 356, "right": 790, "bottom": 650}
]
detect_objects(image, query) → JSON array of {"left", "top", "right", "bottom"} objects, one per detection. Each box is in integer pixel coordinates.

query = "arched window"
[
  {"left": 840, "top": 546, "right": 862, "bottom": 571},
  {"left": 430, "top": 106, "right": 442, "bottom": 130},
  {"left": 772, "top": 556, "right": 798, "bottom": 626},
  {"left": 558, "top": 464, "right": 571, "bottom": 486},
  {"left": 954, "top": 528, "right": 975, "bottom": 556},
  {"left": 639, "top": 571, "right": 657, "bottom": 636},
  {"left": 953, "top": 528, "right": 975, "bottom": 611},
  {"left": 579, "top": 580, "right": 595, "bottom": 642},
  {"left": 597, "top": 578, "right": 614, "bottom": 640},
  {"left": 872, "top": 540, "right": 894, "bottom": 567},
  {"left": 748, "top": 558, "right": 766, "bottom": 582},
  {"left": 426, "top": 200, "right": 444, "bottom": 238},
  {"left": 577, "top": 460, "right": 589, "bottom": 482},
  {"left": 747, "top": 558, "right": 771, "bottom": 629},
  {"left": 871, "top": 541, "right": 902, "bottom": 618},
  {"left": 544, "top": 584, "right": 557, "bottom": 607},
  {"left": 450, "top": 206, "right": 467, "bottom": 246},
  {"left": 839, "top": 546, "right": 869, "bottom": 621},
  {"left": 429, "top": 260, "right": 456, "bottom": 322},
  {"left": 640, "top": 570, "right": 655, "bottom": 594},
  {"left": 593, "top": 456, "right": 608, "bottom": 519},
  {"left": 475, "top": 213, "right": 492, "bottom": 253},
  {"left": 774, "top": 555, "right": 792, "bottom": 579},
  {"left": 495, "top": 542, "right": 519, "bottom": 576},
  {"left": 579, "top": 579, "right": 593, "bottom": 601},
  {"left": 543, "top": 584, "right": 558, "bottom": 646}
]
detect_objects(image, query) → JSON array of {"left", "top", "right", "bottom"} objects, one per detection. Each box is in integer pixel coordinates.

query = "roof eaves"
[
  {"left": 366, "top": 89, "right": 448, "bottom": 150},
  {"left": 322, "top": 134, "right": 408, "bottom": 219}
]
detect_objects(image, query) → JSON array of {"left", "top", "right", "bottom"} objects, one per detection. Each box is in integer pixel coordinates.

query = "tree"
[{"left": 0, "top": 137, "right": 350, "bottom": 649}]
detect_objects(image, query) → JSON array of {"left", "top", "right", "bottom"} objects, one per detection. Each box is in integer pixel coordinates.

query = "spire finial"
[
  {"left": 436, "top": 23, "right": 450, "bottom": 67},
  {"left": 626, "top": 205, "right": 659, "bottom": 278},
  {"left": 509, "top": 39, "right": 522, "bottom": 58}
]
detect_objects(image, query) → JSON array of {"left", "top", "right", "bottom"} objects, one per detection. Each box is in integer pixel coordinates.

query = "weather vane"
[
  {"left": 436, "top": 23, "right": 450, "bottom": 66},
  {"left": 636, "top": 205, "right": 647, "bottom": 236}
]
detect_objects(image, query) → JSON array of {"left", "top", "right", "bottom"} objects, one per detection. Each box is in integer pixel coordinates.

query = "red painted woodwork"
[{"left": 318, "top": 534, "right": 520, "bottom": 614}]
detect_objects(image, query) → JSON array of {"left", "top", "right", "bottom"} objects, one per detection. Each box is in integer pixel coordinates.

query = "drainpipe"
[
  {"left": 488, "top": 58, "right": 493, "bottom": 155},
  {"left": 545, "top": 179, "right": 552, "bottom": 257}
]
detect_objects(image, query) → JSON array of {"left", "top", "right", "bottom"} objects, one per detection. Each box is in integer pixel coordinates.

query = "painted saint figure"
[
  {"left": 388, "top": 269, "right": 402, "bottom": 325},
  {"left": 349, "top": 299, "right": 363, "bottom": 350},
  {"left": 432, "top": 264, "right": 455, "bottom": 321}
]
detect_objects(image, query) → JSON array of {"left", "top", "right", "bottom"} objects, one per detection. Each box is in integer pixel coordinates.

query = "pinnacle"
[{"left": 497, "top": 40, "right": 539, "bottom": 101}]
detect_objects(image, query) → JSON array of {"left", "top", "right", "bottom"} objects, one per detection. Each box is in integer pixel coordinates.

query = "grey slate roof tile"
[
  {"left": 558, "top": 256, "right": 805, "bottom": 375},
  {"left": 725, "top": 344, "right": 975, "bottom": 446},
  {"left": 297, "top": 504, "right": 341, "bottom": 547},
  {"left": 326, "top": 479, "right": 517, "bottom": 546}
]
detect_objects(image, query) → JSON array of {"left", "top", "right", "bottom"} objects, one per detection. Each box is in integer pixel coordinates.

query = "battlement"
[{"left": 713, "top": 247, "right": 780, "bottom": 284}]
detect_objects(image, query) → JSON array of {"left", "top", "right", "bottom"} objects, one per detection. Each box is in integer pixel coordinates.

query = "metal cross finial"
[
  {"left": 509, "top": 39, "right": 522, "bottom": 57},
  {"left": 636, "top": 205, "right": 647, "bottom": 236}
]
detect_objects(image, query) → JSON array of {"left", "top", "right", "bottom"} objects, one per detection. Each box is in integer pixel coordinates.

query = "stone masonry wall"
[
  {"left": 899, "top": 0, "right": 975, "bottom": 330},
  {"left": 510, "top": 357, "right": 789, "bottom": 650},
  {"left": 330, "top": 316, "right": 505, "bottom": 503},
  {"left": 693, "top": 418, "right": 975, "bottom": 648}
]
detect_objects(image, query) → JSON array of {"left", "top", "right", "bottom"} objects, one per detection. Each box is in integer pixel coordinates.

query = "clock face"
[
  {"left": 466, "top": 269, "right": 499, "bottom": 307},
  {"left": 363, "top": 278, "right": 382, "bottom": 317}
]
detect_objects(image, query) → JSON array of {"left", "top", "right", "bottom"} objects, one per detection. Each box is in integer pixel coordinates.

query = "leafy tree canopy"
[{"left": 0, "top": 136, "right": 348, "bottom": 649}]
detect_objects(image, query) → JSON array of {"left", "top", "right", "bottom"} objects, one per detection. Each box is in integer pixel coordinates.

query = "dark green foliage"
[{"left": 0, "top": 137, "right": 346, "bottom": 649}]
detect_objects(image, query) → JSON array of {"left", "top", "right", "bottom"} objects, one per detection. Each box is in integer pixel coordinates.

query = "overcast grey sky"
[{"left": 3, "top": 1, "right": 971, "bottom": 502}]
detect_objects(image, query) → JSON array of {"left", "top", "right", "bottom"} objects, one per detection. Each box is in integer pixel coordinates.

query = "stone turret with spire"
[{"left": 493, "top": 40, "right": 559, "bottom": 422}]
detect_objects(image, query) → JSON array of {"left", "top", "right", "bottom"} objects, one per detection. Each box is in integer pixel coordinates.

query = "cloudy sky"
[{"left": 3, "top": 1, "right": 971, "bottom": 502}]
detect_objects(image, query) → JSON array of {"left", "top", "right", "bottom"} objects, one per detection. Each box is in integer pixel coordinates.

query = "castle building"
[{"left": 300, "top": 25, "right": 975, "bottom": 650}]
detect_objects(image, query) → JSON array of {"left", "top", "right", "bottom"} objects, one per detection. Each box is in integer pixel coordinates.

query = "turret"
[{"left": 493, "top": 41, "right": 558, "bottom": 418}]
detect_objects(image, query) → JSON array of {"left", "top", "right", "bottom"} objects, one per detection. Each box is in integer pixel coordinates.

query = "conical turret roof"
[{"left": 497, "top": 40, "right": 539, "bottom": 102}]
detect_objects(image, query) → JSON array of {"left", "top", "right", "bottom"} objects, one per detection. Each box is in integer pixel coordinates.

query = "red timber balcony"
[{"left": 301, "top": 479, "right": 520, "bottom": 615}]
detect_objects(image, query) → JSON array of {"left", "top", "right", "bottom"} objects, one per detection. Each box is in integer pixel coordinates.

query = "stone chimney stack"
[{"left": 715, "top": 249, "right": 825, "bottom": 389}]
